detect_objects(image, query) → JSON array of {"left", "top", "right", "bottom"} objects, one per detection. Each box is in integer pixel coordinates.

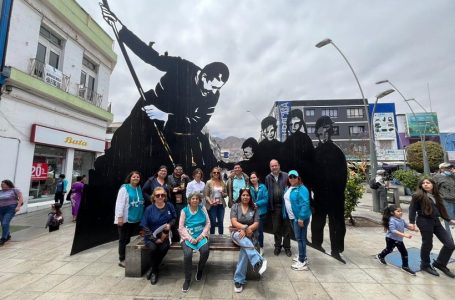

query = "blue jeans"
[
  {"left": 444, "top": 201, "right": 455, "bottom": 239},
  {"left": 208, "top": 205, "right": 225, "bottom": 234},
  {"left": 232, "top": 231, "right": 263, "bottom": 284},
  {"left": 292, "top": 218, "right": 309, "bottom": 263},
  {"left": 257, "top": 215, "right": 265, "bottom": 248},
  {"left": 0, "top": 204, "right": 17, "bottom": 240}
]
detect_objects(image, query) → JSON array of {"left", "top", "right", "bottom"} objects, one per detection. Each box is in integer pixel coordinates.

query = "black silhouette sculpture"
[{"left": 309, "top": 116, "right": 348, "bottom": 263}]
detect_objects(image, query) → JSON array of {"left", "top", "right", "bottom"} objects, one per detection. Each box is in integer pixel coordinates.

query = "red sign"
[{"left": 32, "top": 163, "right": 48, "bottom": 180}]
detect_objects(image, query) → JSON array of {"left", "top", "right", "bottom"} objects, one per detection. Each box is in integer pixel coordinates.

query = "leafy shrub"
[{"left": 392, "top": 169, "right": 422, "bottom": 192}]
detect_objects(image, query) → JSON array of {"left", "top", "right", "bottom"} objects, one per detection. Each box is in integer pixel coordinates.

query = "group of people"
[
  {"left": 114, "top": 158, "right": 311, "bottom": 293},
  {"left": 376, "top": 162, "right": 455, "bottom": 278}
]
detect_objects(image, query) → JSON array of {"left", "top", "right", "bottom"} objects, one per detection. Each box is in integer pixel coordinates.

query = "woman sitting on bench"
[
  {"left": 230, "top": 188, "right": 267, "bottom": 293},
  {"left": 178, "top": 192, "right": 211, "bottom": 292}
]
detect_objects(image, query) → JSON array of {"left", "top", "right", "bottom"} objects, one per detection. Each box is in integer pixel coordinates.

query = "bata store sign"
[
  {"left": 31, "top": 162, "right": 48, "bottom": 180},
  {"left": 31, "top": 124, "right": 105, "bottom": 152}
]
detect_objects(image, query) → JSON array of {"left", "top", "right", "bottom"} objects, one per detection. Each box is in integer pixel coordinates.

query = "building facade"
[{"left": 0, "top": 0, "right": 116, "bottom": 211}]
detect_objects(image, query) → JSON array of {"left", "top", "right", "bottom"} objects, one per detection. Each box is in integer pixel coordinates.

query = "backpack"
[{"left": 369, "top": 178, "right": 381, "bottom": 190}]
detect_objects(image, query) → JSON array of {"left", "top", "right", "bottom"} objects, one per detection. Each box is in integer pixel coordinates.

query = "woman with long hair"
[
  {"left": 204, "top": 167, "right": 227, "bottom": 234},
  {"left": 141, "top": 187, "right": 176, "bottom": 285},
  {"left": 114, "top": 171, "right": 144, "bottom": 267},
  {"left": 230, "top": 188, "right": 267, "bottom": 293},
  {"left": 249, "top": 172, "right": 268, "bottom": 255},
  {"left": 142, "top": 165, "right": 170, "bottom": 205},
  {"left": 409, "top": 178, "right": 455, "bottom": 277},
  {"left": 0, "top": 179, "right": 23, "bottom": 246}
]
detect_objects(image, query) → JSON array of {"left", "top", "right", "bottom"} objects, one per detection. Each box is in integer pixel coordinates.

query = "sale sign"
[{"left": 32, "top": 163, "right": 48, "bottom": 180}]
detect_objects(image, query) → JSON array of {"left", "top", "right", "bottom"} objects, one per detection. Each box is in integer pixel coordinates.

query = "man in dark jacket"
[
  {"left": 265, "top": 159, "right": 291, "bottom": 256},
  {"left": 434, "top": 162, "right": 455, "bottom": 236}
]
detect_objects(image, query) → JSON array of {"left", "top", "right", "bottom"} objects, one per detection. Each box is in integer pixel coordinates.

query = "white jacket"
[{"left": 114, "top": 185, "right": 141, "bottom": 224}]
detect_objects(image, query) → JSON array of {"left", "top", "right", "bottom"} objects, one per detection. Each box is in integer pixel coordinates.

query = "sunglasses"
[
  {"left": 289, "top": 175, "right": 298, "bottom": 179},
  {"left": 155, "top": 193, "right": 166, "bottom": 198},
  {"left": 213, "top": 172, "right": 220, "bottom": 174}
]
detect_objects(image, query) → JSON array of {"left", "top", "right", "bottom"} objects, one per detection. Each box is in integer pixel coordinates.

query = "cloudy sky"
[{"left": 77, "top": 0, "right": 455, "bottom": 138}]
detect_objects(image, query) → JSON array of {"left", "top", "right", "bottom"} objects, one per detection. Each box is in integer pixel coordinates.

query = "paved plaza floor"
[{"left": 2, "top": 192, "right": 455, "bottom": 299}]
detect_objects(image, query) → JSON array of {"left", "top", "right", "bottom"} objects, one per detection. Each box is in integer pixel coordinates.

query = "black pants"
[
  {"left": 117, "top": 222, "right": 140, "bottom": 261},
  {"left": 271, "top": 206, "right": 291, "bottom": 250},
  {"left": 311, "top": 207, "right": 346, "bottom": 253},
  {"left": 147, "top": 239, "right": 171, "bottom": 273},
  {"left": 417, "top": 217, "right": 455, "bottom": 267},
  {"left": 182, "top": 241, "right": 210, "bottom": 281},
  {"left": 378, "top": 237, "right": 408, "bottom": 267},
  {"left": 54, "top": 191, "right": 64, "bottom": 206}
]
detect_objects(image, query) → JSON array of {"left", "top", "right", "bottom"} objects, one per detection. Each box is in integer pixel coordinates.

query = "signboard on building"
[
  {"left": 44, "top": 64, "right": 63, "bottom": 89},
  {"left": 406, "top": 112, "right": 439, "bottom": 137},
  {"left": 377, "top": 149, "right": 406, "bottom": 161},
  {"left": 277, "top": 101, "right": 291, "bottom": 142},
  {"left": 30, "top": 124, "right": 105, "bottom": 152},
  {"left": 372, "top": 112, "right": 397, "bottom": 139},
  {"left": 31, "top": 162, "right": 48, "bottom": 180}
]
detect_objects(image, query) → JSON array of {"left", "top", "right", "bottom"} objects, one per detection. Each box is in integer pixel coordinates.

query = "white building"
[{"left": 0, "top": 0, "right": 116, "bottom": 212}]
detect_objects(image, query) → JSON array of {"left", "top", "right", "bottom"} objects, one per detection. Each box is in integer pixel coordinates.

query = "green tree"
[
  {"left": 392, "top": 169, "right": 422, "bottom": 192},
  {"left": 345, "top": 168, "right": 365, "bottom": 225},
  {"left": 406, "top": 141, "right": 444, "bottom": 173}
]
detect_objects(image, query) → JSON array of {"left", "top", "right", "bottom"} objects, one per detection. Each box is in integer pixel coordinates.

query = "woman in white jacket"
[{"left": 114, "top": 171, "right": 144, "bottom": 267}]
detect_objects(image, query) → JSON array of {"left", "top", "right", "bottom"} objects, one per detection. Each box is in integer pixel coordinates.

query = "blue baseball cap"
[{"left": 288, "top": 170, "right": 299, "bottom": 177}]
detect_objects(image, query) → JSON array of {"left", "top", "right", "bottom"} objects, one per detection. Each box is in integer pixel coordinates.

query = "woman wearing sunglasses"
[
  {"left": 140, "top": 187, "right": 177, "bottom": 285},
  {"left": 114, "top": 171, "right": 144, "bottom": 268},
  {"left": 204, "top": 167, "right": 227, "bottom": 234},
  {"left": 284, "top": 170, "right": 311, "bottom": 271},
  {"left": 231, "top": 188, "right": 267, "bottom": 293}
]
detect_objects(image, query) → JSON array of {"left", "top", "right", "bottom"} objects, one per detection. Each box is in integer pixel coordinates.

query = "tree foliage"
[
  {"left": 392, "top": 169, "right": 422, "bottom": 192},
  {"left": 345, "top": 168, "right": 365, "bottom": 225},
  {"left": 406, "top": 141, "right": 444, "bottom": 173}
]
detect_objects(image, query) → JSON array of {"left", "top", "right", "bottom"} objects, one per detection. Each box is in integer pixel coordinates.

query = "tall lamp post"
[
  {"left": 315, "top": 38, "right": 374, "bottom": 174},
  {"left": 376, "top": 80, "right": 431, "bottom": 175}
]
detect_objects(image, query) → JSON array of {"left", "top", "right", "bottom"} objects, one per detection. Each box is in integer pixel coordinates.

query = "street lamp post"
[
  {"left": 376, "top": 80, "right": 431, "bottom": 175},
  {"left": 370, "top": 89, "right": 396, "bottom": 212},
  {"left": 315, "top": 38, "right": 374, "bottom": 174}
]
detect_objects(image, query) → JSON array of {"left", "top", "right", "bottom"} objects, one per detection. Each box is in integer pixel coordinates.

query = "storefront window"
[
  {"left": 29, "top": 145, "right": 66, "bottom": 203},
  {"left": 72, "top": 150, "right": 95, "bottom": 182}
]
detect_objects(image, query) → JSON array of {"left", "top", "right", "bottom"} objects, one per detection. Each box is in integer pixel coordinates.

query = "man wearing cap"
[
  {"left": 434, "top": 162, "right": 455, "bottom": 237},
  {"left": 375, "top": 170, "right": 388, "bottom": 212}
]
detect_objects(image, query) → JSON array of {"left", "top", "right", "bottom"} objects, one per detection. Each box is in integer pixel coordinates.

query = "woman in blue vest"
[
  {"left": 249, "top": 172, "right": 268, "bottom": 255},
  {"left": 178, "top": 192, "right": 211, "bottom": 292},
  {"left": 141, "top": 187, "right": 176, "bottom": 285},
  {"left": 114, "top": 171, "right": 145, "bottom": 268},
  {"left": 283, "top": 170, "right": 311, "bottom": 271}
]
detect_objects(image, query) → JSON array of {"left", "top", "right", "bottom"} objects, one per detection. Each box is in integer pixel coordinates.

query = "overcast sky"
[{"left": 77, "top": 0, "right": 455, "bottom": 139}]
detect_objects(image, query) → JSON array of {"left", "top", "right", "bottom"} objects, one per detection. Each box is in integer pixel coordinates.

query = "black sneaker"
[
  {"left": 234, "top": 282, "right": 243, "bottom": 293},
  {"left": 0, "top": 238, "right": 5, "bottom": 246},
  {"left": 433, "top": 261, "right": 455, "bottom": 278},
  {"left": 195, "top": 267, "right": 203, "bottom": 281},
  {"left": 273, "top": 247, "right": 281, "bottom": 256},
  {"left": 375, "top": 254, "right": 386, "bottom": 265},
  {"left": 284, "top": 249, "right": 292, "bottom": 257},
  {"left": 401, "top": 266, "right": 416, "bottom": 276},
  {"left": 182, "top": 280, "right": 191, "bottom": 292},
  {"left": 6, "top": 235, "right": 11, "bottom": 241},
  {"left": 421, "top": 265, "right": 439, "bottom": 277}
]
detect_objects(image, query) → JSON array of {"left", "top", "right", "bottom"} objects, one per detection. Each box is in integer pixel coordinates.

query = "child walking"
[
  {"left": 376, "top": 204, "right": 416, "bottom": 275},
  {"left": 45, "top": 203, "right": 64, "bottom": 232}
]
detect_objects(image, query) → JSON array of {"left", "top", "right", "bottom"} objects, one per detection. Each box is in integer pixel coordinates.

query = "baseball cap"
[
  {"left": 288, "top": 170, "right": 299, "bottom": 177},
  {"left": 439, "top": 162, "right": 453, "bottom": 169}
]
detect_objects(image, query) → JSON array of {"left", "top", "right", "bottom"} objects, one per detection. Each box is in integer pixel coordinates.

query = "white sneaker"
[
  {"left": 293, "top": 255, "right": 308, "bottom": 264},
  {"left": 259, "top": 247, "right": 264, "bottom": 256},
  {"left": 291, "top": 260, "right": 308, "bottom": 271},
  {"left": 234, "top": 282, "right": 243, "bottom": 293},
  {"left": 258, "top": 259, "right": 267, "bottom": 275}
]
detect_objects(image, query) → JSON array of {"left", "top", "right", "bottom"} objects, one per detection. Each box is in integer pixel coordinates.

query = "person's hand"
[
  {"left": 298, "top": 219, "right": 304, "bottom": 228},
  {"left": 409, "top": 224, "right": 417, "bottom": 231},
  {"left": 238, "top": 229, "right": 246, "bottom": 239},
  {"left": 245, "top": 228, "right": 253, "bottom": 237},
  {"left": 117, "top": 217, "right": 124, "bottom": 226},
  {"left": 450, "top": 220, "right": 455, "bottom": 225},
  {"left": 191, "top": 238, "right": 197, "bottom": 244},
  {"left": 15, "top": 206, "right": 21, "bottom": 212},
  {"left": 99, "top": 3, "right": 120, "bottom": 26},
  {"left": 155, "top": 238, "right": 163, "bottom": 244},
  {"left": 143, "top": 105, "right": 168, "bottom": 122},
  {"left": 404, "top": 233, "right": 412, "bottom": 239},
  {"left": 164, "top": 224, "right": 171, "bottom": 231}
]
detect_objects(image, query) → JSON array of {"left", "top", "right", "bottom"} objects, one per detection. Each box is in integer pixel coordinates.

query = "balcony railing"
[
  {"left": 29, "top": 58, "right": 70, "bottom": 92},
  {"left": 28, "top": 58, "right": 105, "bottom": 109}
]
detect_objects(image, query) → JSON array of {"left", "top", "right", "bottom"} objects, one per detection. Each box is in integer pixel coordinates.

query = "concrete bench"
[{"left": 125, "top": 234, "right": 259, "bottom": 280}]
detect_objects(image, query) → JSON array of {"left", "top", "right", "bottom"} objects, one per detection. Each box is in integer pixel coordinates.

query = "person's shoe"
[
  {"left": 292, "top": 254, "right": 299, "bottom": 263},
  {"left": 6, "top": 235, "right": 11, "bottom": 241},
  {"left": 234, "top": 282, "right": 243, "bottom": 293},
  {"left": 195, "top": 266, "right": 203, "bottom": 281},
  {"left": 182, "top": 280, "right": 191, "bottom": 292},
  {"left": 259, "top": 247, "right": 264, "bottom": 256},
  {"left": 285, "top": 248, "right": 292, "bottom": 257},
  {"left": 401, "top": 266, "right": 416, "bottom": 276},
  {"left": 150, "top": 273, "right": 158, "bottom": 285},
  {"left": 421, "top": 265, "right": 439, "bottom": 277},
  {"left": 433, "top": 261, "right": 455, "bottom": 278},
  {"left": 331, "top": 251, "right": 346, "bottom": 264},
  {"left": 291, "top": 260, "right": 309, "bottom": 271},
  {"left": 253, "top": 259, "right": 267, "bottom": 275},
  {"left": 274, "top": 247, "right": 281, "bottom": 256},
  {"left": 375, "top": 254, "right": 386, "bottom": 265},
  {"left": 118, "top": 261, "right": 125, "bottom": 268},
  {"left": 312, "top": 243, "right": 326, "bottom": 253}
]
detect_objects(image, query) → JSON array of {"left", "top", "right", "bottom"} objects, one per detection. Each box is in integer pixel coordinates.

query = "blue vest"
[
  {"left": 124, "top": 184, "right": 144, "bottom": 223},
  {"left": 183, "top": 205, "right": 208, "bottom": 250}
]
